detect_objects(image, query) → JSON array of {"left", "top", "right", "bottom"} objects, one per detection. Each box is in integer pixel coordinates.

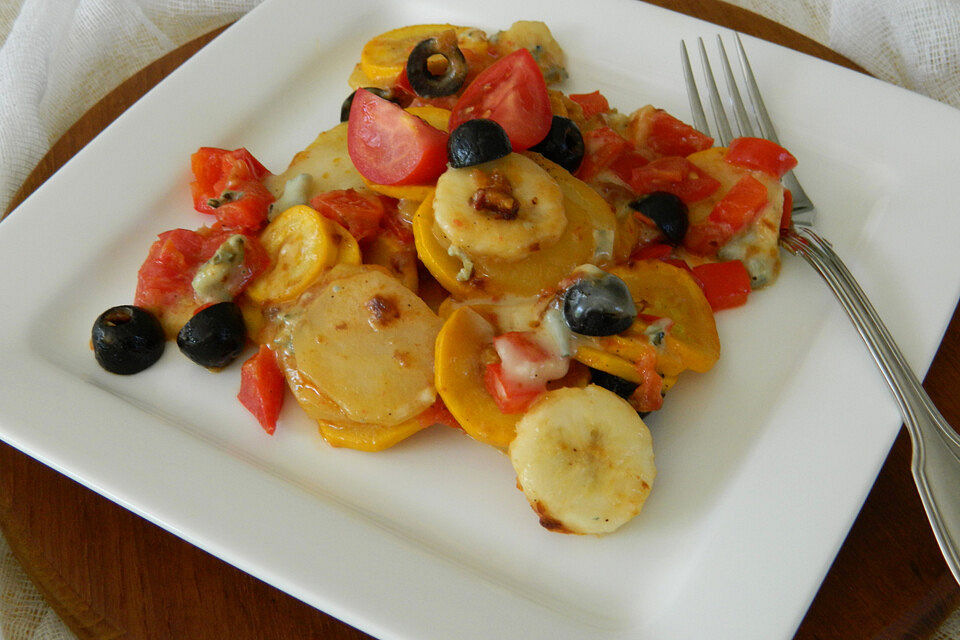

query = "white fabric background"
[{"left": 0, "top": 0, "right": 958, "bottom": 638}]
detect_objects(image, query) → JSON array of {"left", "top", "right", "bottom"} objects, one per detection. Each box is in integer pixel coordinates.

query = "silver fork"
[{"left": 683, "top": 34, "right": 960, "bottom": 584}]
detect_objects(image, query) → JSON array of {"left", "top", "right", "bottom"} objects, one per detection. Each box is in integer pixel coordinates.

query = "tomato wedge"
[
  {"left": 725, "top": 137, "right": 797, "bottom": 178},
  {"left": 448, "top": 49, "right": 552, "bottom": 151},
  {"left": 238, "top": 345, "right": 286, "bottom": 434},
  {"left": 347, "top": 89, "right": 449, "bottom": 185}
]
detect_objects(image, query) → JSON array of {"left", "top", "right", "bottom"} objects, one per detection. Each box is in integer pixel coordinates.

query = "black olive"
[
  {"left": 92, "top": 305, "right": 165, "bottom": 375},
  {"left": 340, "top": 87, "right": 396, "bottom": 122},
  {"left": 630, "top": 191, "right": 689, "bottom": 245},
  {"left": 447, "top": 119, "right": 512, "bottom": 168},
  {"left": 405, "top": 35, "right": 468, "bottom": 98},
  {"left": 562, "top": 271, "right": 637, "bottom": 336},
  {"left": 176, "top": 302, "right": 247, "bottom": 368},
  {"left": 589, "top": 368, "right": 639, "bottom": 400},
  {"left": 529, "top": 116, "right": 585, "bottom": 173}
]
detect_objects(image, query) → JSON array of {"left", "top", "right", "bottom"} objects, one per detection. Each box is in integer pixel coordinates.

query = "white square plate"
[{"left": 1, "top": 0, "right": 959, "bottom": 638}]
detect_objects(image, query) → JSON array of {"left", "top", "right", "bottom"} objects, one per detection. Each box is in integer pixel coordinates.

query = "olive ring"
[{"left": 405, "top": 34, "right": 468, "bottom": 98}]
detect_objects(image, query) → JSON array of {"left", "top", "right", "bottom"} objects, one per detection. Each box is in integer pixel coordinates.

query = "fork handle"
[{"left": 781, "top": 226, "right": 960, "bottom": 584}]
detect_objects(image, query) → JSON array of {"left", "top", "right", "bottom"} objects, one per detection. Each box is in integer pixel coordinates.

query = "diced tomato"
[
  {"left": 692, "top": 260, "right": 752, "bottom": 311},
  {"left": 238, "top": 345, "right": 286, "bottom": 434},
  {"left": 379, "top": 197, "right": 415, "bottom": 244},
  {"left": 310, "top": 189, "right": 386, "bottom": 242},
  {"left": 493, "top": 331, "right": 569, "bottom": 385},
  {"left": 569, "top": 90, "right": 610, "bottom": 119},
  {"left": 483, "top": 362, "right": 545, "bottom": 414},
  {"left": 725, "top": 137, "right": 798, "bottom": 178},
  {"left": 134, "top": 227, "right": 269, "bottom": 313},
  {"left": 449, "top": 48, "right": 553, "bottom": 151},
  {"left": 629, "top": 349, "right": 663, "bottom": 413},
  {"left": 576, "top": 127, "right": 633, "bottom": 182},
  {"left": 683, "top": 222, "right": 732, "bottom": 257},
  {"left": 623, "top": 156, "right": 721, "bottom": 203},
  {"left": 190, "top": 148, "right": 273, "bottom": 233},
  {"left": 661, "top": 257, "right": 693, "bottom": 273},
  {"left": 630, "top": 243, "right": 672, "bottom": 261},
  {"left": 644, "top": 110, "right": 714, "bottom": 157},
  {"left": 708, "top": 175, "right": 768, "bottom": 231},
  {"left": 417, "top": 397, "right": 462, "bottom": 430},
  {"left": 609, "top": 150, "right": 649, "bottom": 184},
  {"left": 780, "top": 188, "right": 793, "bottom": 233},
  {"left": 348, "top": 89, "right": 449, "bottom": 185}
]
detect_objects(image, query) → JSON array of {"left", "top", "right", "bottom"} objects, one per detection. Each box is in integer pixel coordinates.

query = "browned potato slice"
[{"left": 292, "top": 266, "right": 442, "bottom": 426}]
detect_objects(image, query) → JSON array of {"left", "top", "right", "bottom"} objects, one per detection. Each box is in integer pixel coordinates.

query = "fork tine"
[
  {"left": 681, "top": 41, "right": 711, "bottom": 136},
  {"left": 734, "top": 33, "right": 780, "bottom": 144},
  {"left": 716, "top": 35, "right": 755, "bottom": 138},
  {"left": 697, "top": 37, "right": 733, "bottom": 146}
]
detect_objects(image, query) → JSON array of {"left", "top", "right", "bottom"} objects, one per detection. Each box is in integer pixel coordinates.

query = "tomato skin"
[
  {"left": 309, "top": 189, "right": 386, "bottom": 242},
  {"left": 347, "top": 89, "right": 449, "bottom": 185},
  {"left": 624, "top": 156, "right": 721, "bottom": 204},
  {"left": 416, "top": 397, "right": 462, "bottom": 430},
  {"left": 238, "top": 345, "right": 286, "bottom": 434},
  {"left": 483, "top": 362, "right": 545, "bottom": 414},
  {"left": 644, "top": 110, "right": 714, "bottom": 158},
  {"left": 708, "top": 174, "right": 768, "bottom": 230},
  {"left": 629, "top": 349, "right": 663, "bottom": 413},
  {"left": 569, "top": 90, "right": 610, "bottom": 119},
  {"left": 576, "top": 126, "right": 633, "bottom": 182},
  {"left": 190, "top": 148, "right": 273, "bottom": 232},
  {"left": 692, "top": 260, "right": 752, "bottom": 311},
  {"left": 449, "top": 48, "right": 552, "bottom": 151},
  {"left": 725, "top": 137, "right": 797, "bottom": 178}
]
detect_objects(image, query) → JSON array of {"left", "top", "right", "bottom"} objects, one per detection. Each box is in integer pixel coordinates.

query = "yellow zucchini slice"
[
  {"left": 247, "top": 206, "right": 358, "bottom": 304},
  {"left": 360, "top": 24, "right": 473, "bottom": 84},
  {"left": 435, "top": 306, "right": 519, "bottom": 449},
  {"left": 413, "top": 154, "right": 616, "bottom": 299}
]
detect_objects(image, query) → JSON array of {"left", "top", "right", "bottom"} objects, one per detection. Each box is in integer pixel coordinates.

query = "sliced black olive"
[
  {"left": 629, "top": 191, "right": 689, "bottom": 245},
  {"left": 340, "top": 87, "right": 396, "bottom": 122},
  {"left": 447, "top": 119, "right": 512, "bottom": 168},
  {"left": 588, "top": 367, "right": 639, "bottom": 400},
  {"left": 176, "top": 302, "right": 247, "bottom": 368},
  {"left": 562, "top": 271, "right": 637, "bottom": 336},
  {"left": 405, "top": 34, "right": 468, "bottom": 98},
  {"left": 529, "top": 116, "right": 584, "bottom": 173},
  {"left": 92, "top": 305, "right": 165, "bottom": 375}
]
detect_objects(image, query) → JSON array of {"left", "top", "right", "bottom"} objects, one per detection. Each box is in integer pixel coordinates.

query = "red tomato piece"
[
  {"left": 625, "top": 156, "right": 721, "bottom": 203},
  {"left": 569, "top": 90, "right": 610, "bottom": 119},
  {"left": 725, "top": 137, "right": 798, "bottom": 178},
  {"left": 483, "top": 362, "right": 545, "bottom": 414},
  {"left": 209, "top": 181, "right": 274, "bottom": 233},
  {"left": 238, "top": 345, "right": 286, "bottom": 434},
  {"left": 576, "top": 126, "right": 633, "bottom": 182},
  {"left": 692, "top": 260, "right": 752, "bottom": 311},
  {"left": 310, "top": 189, "right": 386, "bottom": 242},
  {"left": 609, "top": 150, "right": 649, "bottom": 185},
  {"left": 629, "top": 349, "right": 663, "bottom": 413},
  {"left": 644, "top": 110, "right": 714, "bottom": 158},
  {"left": 683, "top": 222, "right": 733, "bottom": 257},
  {"left": 780, "top": 188, "right": 793, "bottom": 233},
  {"left": 190, "top": 148, "right": 273, "bottom": 232},
  {"left": 708, "top": 174, "right": 768, "bottom": 231},
  {"left": 630, "top": 243, "right": 672, "bottom": 261},
  {"left": 417, "top": 397, "right": 462, "bottom": 430},
  {"left": 448, "top": 48, "right": 552, "bottom": 151},
  {"left": 347, "top": 89, "right": 449, "bottom": 185}
]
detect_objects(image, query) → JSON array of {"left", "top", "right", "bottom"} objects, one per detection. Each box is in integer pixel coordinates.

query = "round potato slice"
[
  {"left": 434, "top": 306, "right": 520, "bottom": 449},
  {"left": 509, "top": 385, "right": 656, "bottom": 535},
  {"left": 247, "top": 206, "right": 359, "bottom": 304},
  {"left": 292, "top": 266, "right": 442, "bottom": 426},
  {"left": 414, "top": 154, "right": 616, "bottom": 299}
]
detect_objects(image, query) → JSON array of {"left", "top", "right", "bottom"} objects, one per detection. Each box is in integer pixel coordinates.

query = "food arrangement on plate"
[{"left": 90, "top": 21, "right": 797, "bottom": 535}]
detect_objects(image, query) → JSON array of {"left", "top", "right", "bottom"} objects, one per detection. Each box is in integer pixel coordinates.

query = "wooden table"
[{"left": 3, "top": 1, "right": 959, "bottom": 638}]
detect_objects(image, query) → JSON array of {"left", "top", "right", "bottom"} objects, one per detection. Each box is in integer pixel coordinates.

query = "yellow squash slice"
[
  {"left": 414, "top": 154, "right": 616, "bottom": 298},
  {"left": 360, "top": 24, "right": 475, "bottom": 84},
  {"left": 435, "top": 306, "right": 519, "bottom": 449},
  {"left": 247, "top": 205, "right": 360, "bottom": 304}
]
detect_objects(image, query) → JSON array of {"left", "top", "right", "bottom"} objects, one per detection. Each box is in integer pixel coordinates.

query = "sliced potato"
[
  {"left": 247, "top": 206, "right": 358, "bottom": 304},
  {"left": 292, "top": 266, "right": 441, "bottom": 426},
  {"left": 363, "top": 233, "right": 418, "bottom": 291},
  {"left": 434, "top": 306, "right": 519, "bottom": 449},
  {"left": 414, "top": 154, "right": 616, "bottom": 298},
  {"left": 264, "top": 123, "right": 367, "bottom": 200},
  {"left": 493, "top": 21, "right": 566, "bottom": 83},
  {"left": 509, "top": 385, "right": 656, "bottom": 534}
]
